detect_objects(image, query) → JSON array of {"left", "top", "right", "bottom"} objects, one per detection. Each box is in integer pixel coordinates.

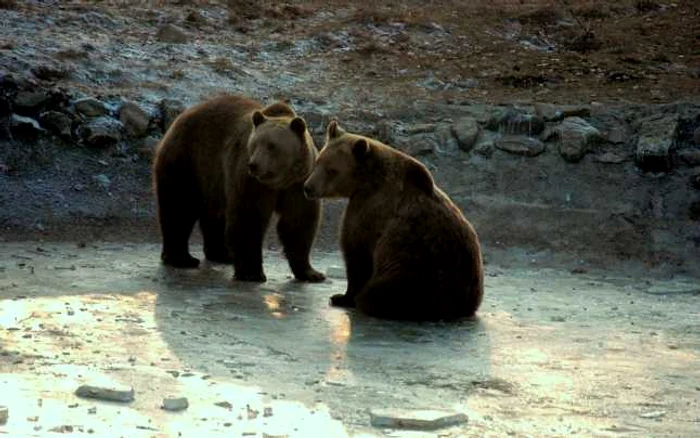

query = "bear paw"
[
  {"left": 295, "top": 268, "right": 326, "bottom": 283},
  {"left": 330, "top": 293, "right": 356, "bottom": 308}
]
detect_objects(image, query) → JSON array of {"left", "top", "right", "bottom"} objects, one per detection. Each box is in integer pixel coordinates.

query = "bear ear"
[
  {"left": 352, "top": 139, "right": 370, "bottom": 160},
  {"left": 289, "top": 117, "right": 307, "bottom": 138},
  {"left": 252, "top": 111, "right": 266, "bottom": 128},
  {"left": 326, "top": 119, "right": 345, "bottom": 139}
]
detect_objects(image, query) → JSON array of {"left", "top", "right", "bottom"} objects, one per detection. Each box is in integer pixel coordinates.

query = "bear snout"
[
  {"left": 248, "top": 161, "right": 260, "bottom": 175},
  {"left": 302, "top": 183, "right": 317, "bottom": 200}
]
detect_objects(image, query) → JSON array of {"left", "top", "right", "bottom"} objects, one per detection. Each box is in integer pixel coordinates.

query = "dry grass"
[{"left": 0, "top": 0, "right": 17, "bottom": 9}]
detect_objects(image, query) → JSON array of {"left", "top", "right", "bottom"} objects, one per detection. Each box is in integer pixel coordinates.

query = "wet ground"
[{"left": 0, "top": 242, "right": 699, "bottom": 437}]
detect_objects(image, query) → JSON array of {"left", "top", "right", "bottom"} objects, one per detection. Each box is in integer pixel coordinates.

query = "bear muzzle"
[{"left": 302, "top": 183, "right": 318, "bottom": 200}]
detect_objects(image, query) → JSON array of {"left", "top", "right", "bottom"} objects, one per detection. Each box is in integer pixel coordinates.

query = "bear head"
[
  {"left": 303, "top": 120, "right": 435, "bottom": 199},
  {"left": 303, "top": 120, "right": 372, "bottom": 199},
  {"left": 247, "top": 102, "right": 316, "bottom": 190}
]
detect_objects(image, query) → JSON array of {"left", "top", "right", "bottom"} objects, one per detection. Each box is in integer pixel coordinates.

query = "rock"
[
  {"left": 14, "top": 90, "right": 48, "bottom": 116},
  {"left": 405, "top": 123, "right": 436, "bottom": 135},
  {"left": 606, "top": 125, "right": 630, "bottom": 144},
  {"left": 434, "top": 123, "right": 460, "bottom": 155},
  {"left": 534, "top": 103, "right": 591, "bottom": 122},
  {"left": 0, "top": 406, "right": 7, "bottom": 424},
  {"left": 10, "top": 114, "right": 44, "bottom": 141},
  {"left": 162, "top": 397, "right": 189, "bottom": 411},
  {"left": 639, "top": 410, "right": 666, "bottom": 419},
  {"left": 31, "top": 64, "right": 71, "bottom": 81},
  {"left": 694, "top": 127, "right": 700, "bottom": 145},
  {"left": 119, "top": 101, "right": 150, "bottom": 137},
  {"left": 77, "top": 116, "right": 122, "bottom": 148},
  {"left": 486, "top": 108, "right": 544, "bottom": 136},
  {"left": 75, "top": 97, "right": 108, "bottom": 117},
  {"left": 157, "top": 24, "right": 189, "bottom": 44},
  {"left": 677, "top": 149, "right": 700, "bottom": 167},
  {"left": 137, "top": 136, "right": 160, "bottom": 159},
  {"left": 399, "top": 135, "right": 435, "bottom": 157},
  {"left": 75, "top": 383, "right": 134, "bottom": 403},
  {"left": 635, "top": 114, "right": 679, "bottom": 172},
  {"left": 92, "top": 174, "right": 111, "bottom": 190},
  {"left": 474, "top": 138, "right": 495, "bottom": 158},
  {"left": 495, "top": 135, "right": 545, "bottom": 157},
  {"left": 451, "top": 117, "right": 480, "bottom": 152},
  {"left": 551, "top": 117, "right": 601, "bottom": 163},
  {"left": 159, "top": 98, "right": 186, "bottom": 131},
  {"left": 369, "top": 408, "right": 468, "bottom": 431},
  {"left": 325, "top": 265, "right": 345, "bottom": 279},
  {"left": 40, "top": 111, "right": 73, "bottom": 138},
  {"left": 594, "top": 152, "right": 627, "bottom": 164}
]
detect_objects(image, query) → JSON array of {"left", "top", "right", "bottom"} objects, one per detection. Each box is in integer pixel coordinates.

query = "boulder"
[
  {"left": 495, "top": 135, "right": 545, "bottom": 157},
  {"left": 486, "top": 108, "right": 544, "bottom": 136},
  {"left": 40, "top": 111, "right": 73, "bottom": 138},
  {"left": 677, "top": 149, "right": 700, "bottom": 167},
  {"left": 452, "top": 117, "right": 481, "bottom": 152},
  {"left": 10, "top": 114, "right": 44, "bottom": 141},
  {"left": 551, "top": 117, "right": 601, "bottom": 163},
  {"left": 13, "top": 90, "right": 48, "bottom": 116},
  {"left": 77, "top": 116, "right": 122, "bottom": 148},
  {"left": 157, "top": 24, "right": 189, "bottom": 44},
  {"left": 75, "top": 97, "right": 108, "bottom": 117},
  {"left": 119, "top": 101, "right": 150, "bottom": 137},
  {"left": 635, "top": 114, "right": 679, "bottom": 172}
]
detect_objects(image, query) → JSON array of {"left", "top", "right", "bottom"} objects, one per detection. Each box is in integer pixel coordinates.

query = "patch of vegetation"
[{"left": 0, "top": 0, "right": 17, "bottom": 9}]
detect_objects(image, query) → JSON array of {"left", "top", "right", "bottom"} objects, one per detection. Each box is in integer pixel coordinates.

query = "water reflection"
[
  {"left": 263, "top": 293, "right": 285, "bottom": 319},
  {"left": 324, "top": 310, "right": 352, "bottom": 383}
]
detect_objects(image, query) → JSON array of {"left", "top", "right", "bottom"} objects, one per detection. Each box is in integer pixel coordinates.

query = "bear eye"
[
  {"left": 267, "top": 143, "right": 276, "bottom": 152},
  {"left": 327, "top": 168, "right": 338, "bottom": 178}
]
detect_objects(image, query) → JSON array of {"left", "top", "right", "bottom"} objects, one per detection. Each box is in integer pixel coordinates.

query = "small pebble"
[
  {"left": 162, "top": 397, "right": 189, "bottom": 412},
  {"left": 75, "top": 383, "right": 135, "bottom": 403}
]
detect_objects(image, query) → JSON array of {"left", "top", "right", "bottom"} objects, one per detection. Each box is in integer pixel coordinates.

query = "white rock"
[
  {"left": 325, "top": 265, "right": 346, "bottom": 279},
  {"left": 369, "top": 408, "right": 468, "bottom": 431},
  {"left": 75, "top": 383, "right": 134, "bottom": 402},
  {"left": 639, "top": 410, "right": 666, "bottom": 419},
  {"left": 162, "top": 396, "right": 189, "bottom": 411},
  {"left": 0, "top": 406, "right": 8, "bottom": 424}
]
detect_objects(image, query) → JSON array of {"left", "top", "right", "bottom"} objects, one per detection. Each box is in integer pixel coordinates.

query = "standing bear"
[
  {"left": 303, "top": 121, "right": 484, "bottom": 320},
  {"left": 153, "top": 94, "right": 325, "bottom": 283}
]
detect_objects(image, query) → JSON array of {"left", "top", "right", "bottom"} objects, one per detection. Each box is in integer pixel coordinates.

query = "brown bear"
[
  {"left": 153, "top": 94, "right": 325, "bottom": 283},
  {"left": 303, "top": 121, "right": 484, "bottom": 320}
]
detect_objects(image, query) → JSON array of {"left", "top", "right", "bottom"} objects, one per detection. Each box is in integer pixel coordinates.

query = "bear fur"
[
  {"left": 153, "top": 94, "right": 324, "bottom": 283},
  {"left": 303, "top": 121, "right": 483, "bottom": 320}
]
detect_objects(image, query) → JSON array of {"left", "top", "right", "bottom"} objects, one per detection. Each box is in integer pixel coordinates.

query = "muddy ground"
[
  {"left": 1, "top": 243, "right": 699, "bottom": 437},
  {"left": 1, "top": 1, "right": 700, "bottom": 437}
]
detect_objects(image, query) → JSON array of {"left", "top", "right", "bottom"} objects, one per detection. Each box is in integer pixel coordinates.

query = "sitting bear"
[
  {"left": 303, "top": 121, "right": 483, "bottom": 320},
  {"left": 153, "top": 94, "right": 325, "bottom": 283}
]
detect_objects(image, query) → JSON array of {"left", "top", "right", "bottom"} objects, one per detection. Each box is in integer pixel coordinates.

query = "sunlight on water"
[
  {"left": 263, "top": 292, "right": 285, "bottom": 319},
  {"left": 0, "top": 291, "right": 350, "bottom": 437},
  {"left": 324, "top": 310, "right": 352, "bottom": 384}
]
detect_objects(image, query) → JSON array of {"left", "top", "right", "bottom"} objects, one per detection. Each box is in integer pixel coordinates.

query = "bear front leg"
[
  {"left": 276, "top": 186, "right": 325, "bottom": 283},
  {"left": 331, "top": 246, "right": 373, "bottom": 308},
  {"left": 226, "top": 187, "right": 276, "bottom": 282}
]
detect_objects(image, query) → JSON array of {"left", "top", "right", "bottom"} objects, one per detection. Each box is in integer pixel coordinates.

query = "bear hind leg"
[
  {"left": 157, "top": 190, "right": 200, "bottom": 269},
  {"left": 355, "top": 275, "right": 448, "bottom": 321},
  {"left": 200, "top": 214, "right": 232, "bottom": 264}
]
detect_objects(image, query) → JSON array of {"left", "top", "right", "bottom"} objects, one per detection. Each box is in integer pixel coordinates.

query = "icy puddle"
[{"left": 0, "top": 242, "right": 698, "bottom": 437}]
